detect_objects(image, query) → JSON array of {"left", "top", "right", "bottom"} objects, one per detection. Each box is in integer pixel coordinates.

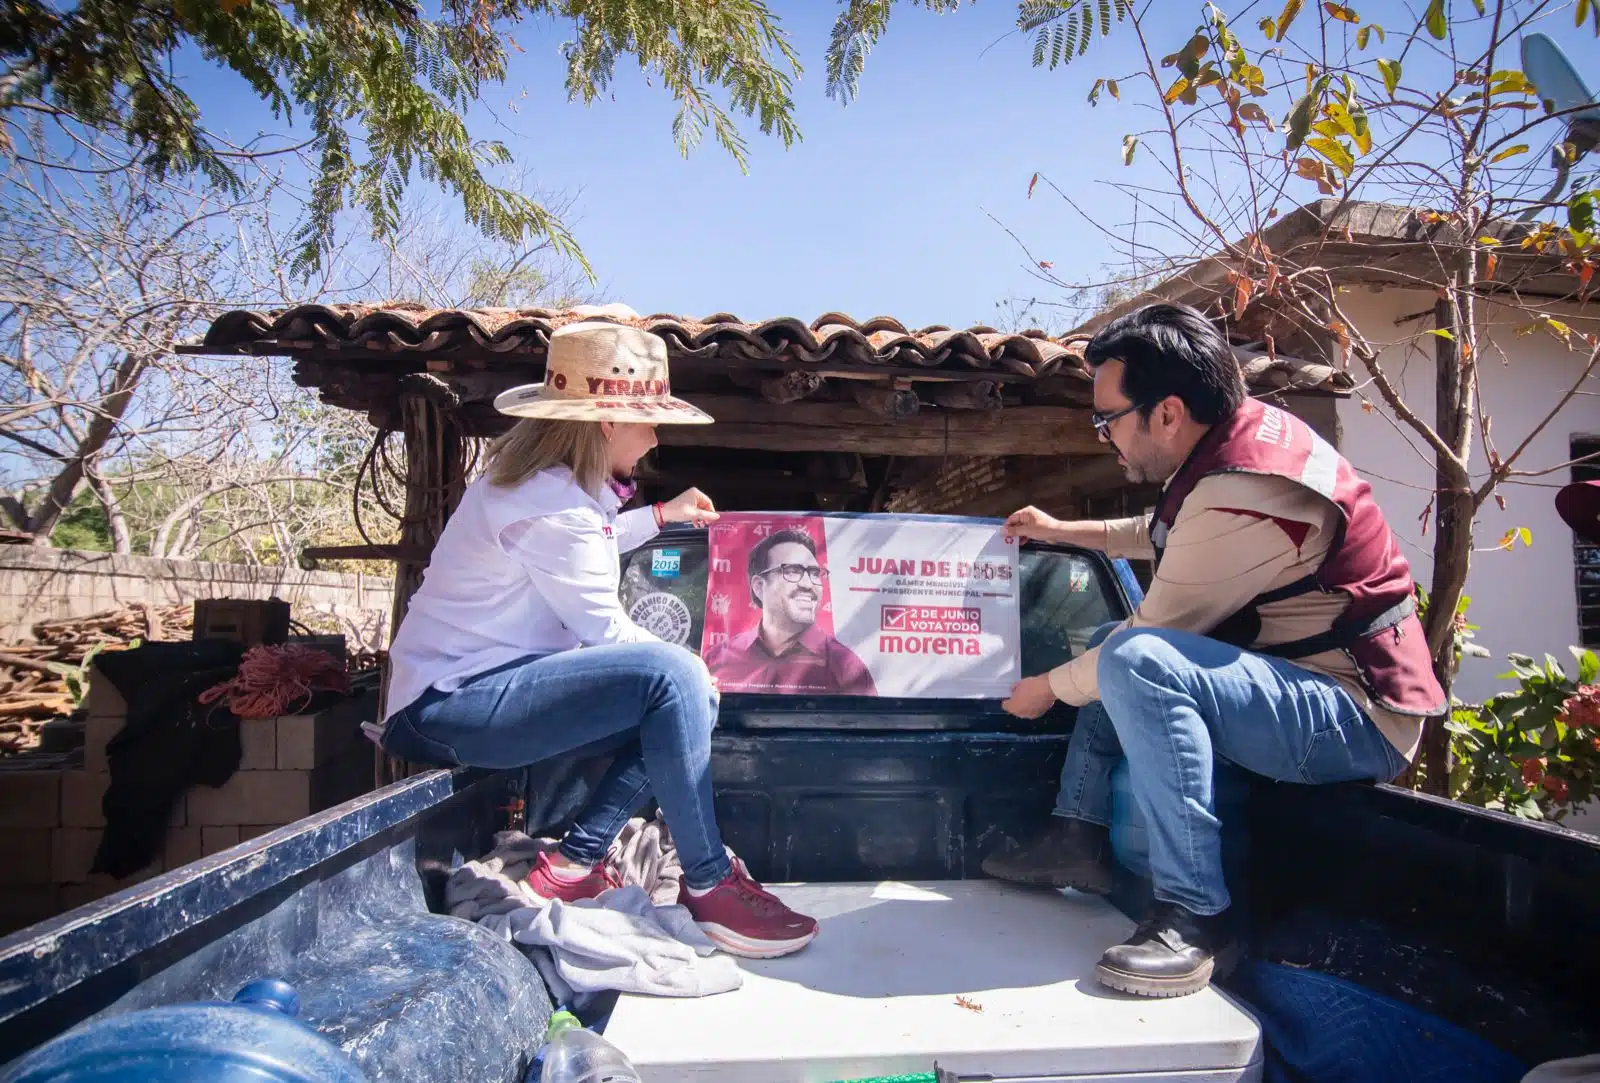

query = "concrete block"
[
  {"left": 186, "top": 771, "right": 311, "bottom": 827},
  {"left": 163, "top": 827, "right": 203, "bottom": 871},
  {"left": 0, "top": 829, "right": 54, "bottom": 885},
  {"left": 59, "top": 771, "right": 107, "bottom": 828},
  {"left": 277, "top": 695, "right": 367, "bottom": 770},
  {"left": 57, "top": 881, "right": 111, "bottom": 911},
  {"left": 239, "top": 719, "right": 277, "bottom": 771},
  {"left": 82, "top": 716, "right": 122, "bottom": 775},
  {"left": 0, "top": 771, "right": 62, "bottom": 828},
  {"left": 239, "top": 824, "right": 282, "bottom": 842},
  {"left": 0, "top": 885, "right": 62, "bottom": 935},
  {"left": 84, "top": 673, "right": 126, "bottom": 720},
  {"left": 50, "top": 828, "right": 101, "bottom": 883},
  {"left": 201, "top": 826, "right": 240, "bottom": 857}
]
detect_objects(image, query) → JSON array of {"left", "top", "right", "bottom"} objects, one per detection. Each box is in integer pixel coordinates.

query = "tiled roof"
[{"left": 193, "top": 302, "right": 1351, "bottom": 393}]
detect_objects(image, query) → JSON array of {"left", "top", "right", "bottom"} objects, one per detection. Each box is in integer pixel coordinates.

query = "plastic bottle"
[
  {"left": 538, "top": 1010, "right": 642, "bottom": 1083},
  {"left": 1, "top": 978, "right": 368, "bottom": 1082}
]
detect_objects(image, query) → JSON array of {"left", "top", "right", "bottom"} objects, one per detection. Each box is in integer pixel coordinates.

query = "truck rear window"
[{"left": 619, "top": 537, "right": 1119, "bottom": 680}]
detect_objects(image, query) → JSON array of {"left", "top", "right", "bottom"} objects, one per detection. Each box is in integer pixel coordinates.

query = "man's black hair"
[
  {"left": 1083, "top": 302, "right": 1246, "bottom": 424},
  {"left": 747, "top": 528, "right": 818, "bottom": 608}
]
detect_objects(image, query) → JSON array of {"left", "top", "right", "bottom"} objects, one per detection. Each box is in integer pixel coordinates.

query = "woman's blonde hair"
[{"left": 485, "top": 418, "right": 610, "bottom": 496}]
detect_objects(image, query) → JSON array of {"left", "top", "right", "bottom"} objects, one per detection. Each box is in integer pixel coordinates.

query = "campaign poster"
[{"left": 700, "top": 514, "right": 1020, "bottom": 698}]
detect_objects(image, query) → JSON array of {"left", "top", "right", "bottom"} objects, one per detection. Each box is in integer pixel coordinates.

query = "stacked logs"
[
  {"left": 0, "top": 604, "right": 390, "bottom": 756},
  {"left": 0, "top": 604, "right": 193, "bottom": 755}
]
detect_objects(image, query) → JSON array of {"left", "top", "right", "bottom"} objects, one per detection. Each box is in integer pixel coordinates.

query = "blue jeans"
[
  {"left": 1053, "top": 622, "right": 1407, "bottom": 916},
  {"left": 381, "top": 641, "right": 733, "bottom": 890}
]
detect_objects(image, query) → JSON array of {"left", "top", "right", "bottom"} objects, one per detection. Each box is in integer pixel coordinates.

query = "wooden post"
[{"left": 380, "top": 389, "right": 470, "bottom": 784}]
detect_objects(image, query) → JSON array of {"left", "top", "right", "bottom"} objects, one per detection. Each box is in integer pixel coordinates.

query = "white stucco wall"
[{"left": 1334, "top": 288, "right": 1600, "bottom": 705}]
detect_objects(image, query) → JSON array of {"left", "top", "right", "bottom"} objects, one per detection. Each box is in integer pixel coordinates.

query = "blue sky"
[{"left": 196, "top": 2, "right": 1600, "bottom": 332}]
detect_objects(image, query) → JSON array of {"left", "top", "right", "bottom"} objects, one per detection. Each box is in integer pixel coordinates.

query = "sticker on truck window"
[
  {"left": 629, "top": 591, "right": 693, "bottom": 645},
  {"left": 650, "top": 548, "right": 681, "bottom": 578},
  {"left": 1069, "top": 568, "right": 1092, "bottom": 593}
]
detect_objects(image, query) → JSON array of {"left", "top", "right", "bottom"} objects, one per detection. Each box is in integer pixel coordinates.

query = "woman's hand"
[{"left": 659, "top": 487, "right": 719, "bottom": 527}]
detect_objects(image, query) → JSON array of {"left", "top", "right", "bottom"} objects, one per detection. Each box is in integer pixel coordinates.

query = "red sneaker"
[
  {"left": 681, "top": 859, "right": 818, "bottom": 958},
  {"left": 525, "top": 852, "right": 617, "bottom": 903}
]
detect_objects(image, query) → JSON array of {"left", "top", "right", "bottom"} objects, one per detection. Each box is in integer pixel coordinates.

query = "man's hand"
[
  {"left": 1002, "top": 674, "right": 1058, "bottom": 719},
  {"left": 1004, "top": 506, "right": 1064, "bottom": 543},
  {"left": 660, "top": 487, "right": 720, "bottom": 527}
]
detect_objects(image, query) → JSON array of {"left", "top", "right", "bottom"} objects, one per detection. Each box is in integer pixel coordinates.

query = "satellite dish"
[
  {"left": 1522, "top": 32, "right": 1600, "bottom": 123},
  {"left": 1518, "top": 32, "right": 1600, "bottom": 220}
]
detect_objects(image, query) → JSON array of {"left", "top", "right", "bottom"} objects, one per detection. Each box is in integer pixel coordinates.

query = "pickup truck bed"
[{"left": 0, "top": 525, "right": 1594, "bottom": 1080}]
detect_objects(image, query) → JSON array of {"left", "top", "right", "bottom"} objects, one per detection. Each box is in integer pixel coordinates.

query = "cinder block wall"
[
  {"left": 0, "top": 674, "right": 378, "bottom": 936},
  {"left": 0, "top": 548, "right": 394, "bottom": 648}
]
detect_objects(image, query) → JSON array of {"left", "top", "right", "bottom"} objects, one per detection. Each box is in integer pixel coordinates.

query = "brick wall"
[
  {"left": 886, "top": 391, "right": 1342, "bottom": 519},
  {"left": 0, "top": 672, "right": 377, "bottom": 935},
  {"left": 0, "top": 548, "right": 394, "bottom": 648}
]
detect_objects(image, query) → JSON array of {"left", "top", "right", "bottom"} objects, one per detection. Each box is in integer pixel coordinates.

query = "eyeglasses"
[
  {"left": 1090, "top": 403, "right": 1139, "bottom": 436},
  {"left": 757, "top": 563, "right": 828, "bottom": 584}
]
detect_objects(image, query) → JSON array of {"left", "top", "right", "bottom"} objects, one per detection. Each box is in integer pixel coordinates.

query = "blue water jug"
[{"left": 1, "top": 979, "right": 369, "bottom": 1082}]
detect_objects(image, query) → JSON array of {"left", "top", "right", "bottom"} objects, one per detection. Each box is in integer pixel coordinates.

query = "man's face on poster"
[{"left": 753, "top": 540, "right": 823, "bottom": 629}]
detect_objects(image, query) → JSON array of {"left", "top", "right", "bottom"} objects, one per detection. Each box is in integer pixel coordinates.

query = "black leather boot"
[
  {"left": 1094, "top": 901, "right": 1239, "bottom": 998},
  {"left": 980, "top": 817, "right": 1113, "bottom": 894}
]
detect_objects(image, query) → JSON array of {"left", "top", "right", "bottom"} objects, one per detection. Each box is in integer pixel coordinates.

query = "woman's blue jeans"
[{"left": 381, "top": 641, "right": 732, "bottom": 890}]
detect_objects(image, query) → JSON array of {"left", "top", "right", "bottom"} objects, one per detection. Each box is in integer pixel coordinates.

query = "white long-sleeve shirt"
[{"left": 384, "top": 466, "right": 660, "bottom": 718}]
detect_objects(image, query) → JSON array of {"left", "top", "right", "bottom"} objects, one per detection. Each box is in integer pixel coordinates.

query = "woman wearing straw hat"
[{"left": 379, "top": 320, "right": 818, "bottom": 959}]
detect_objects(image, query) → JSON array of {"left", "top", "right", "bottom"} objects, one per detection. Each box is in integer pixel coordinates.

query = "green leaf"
[
  {"left": 1259, "top": 15, "right": 1277, "bottom": 36},
  {"left": 1348, "top": 98, "right": 1372, "bottom": 154},
  {"left": 1490, "top": 143, "right": 1529, "bottom": 163},
  {"left": 1164, "top": 75, "right": 1193, "bottom": 104},
  {"left": 1122, "top": 133, "right": 1139, "bottom": 165},
  {"left": 1579, "top": 0, "right": 1592, "bottom": 28},
  {"left": 1425, "top": 0, "right": 1448, "bottom": 40},
  {"left": 1518, "top": 526, "right": 1533, "bottom": 548},
  {"left": 1428, "top": 327, "right": 1456, "bottom": 341},
  {"left": 1572, "top": 190, "right": 1597, "bottom": 235},
  {"left": 1107, "top": 79, "right": 1120, "bottom": 98},
  {"left": 1286, "top": 88, "right": 1319, "bottom": 150},
  {"left": 1377, "top": 57, "right": 1401, "bottom": 98},
  {"left": 1089, "top": 77, "right": 1106, "bottom": 104},
  {"left": 1471, "top": 0, "right": 1486, "bottom": 13},
  {"left": 1356, "top": 25, "right": 1370, "bottom": 48},
  {"left": 1276, "top": 0, "right": 1303, "bottom": 40},
  {"left": 1573, "top": 647, "right": 1599, "bottom": 685},
  {"left": 1323, "top": 2, "right": 1359, "bottom": 22}
]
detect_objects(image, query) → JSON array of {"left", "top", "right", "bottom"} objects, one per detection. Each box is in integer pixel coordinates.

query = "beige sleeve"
[
  {"left": 1045, "top": 473, "right": 1337, "bottom": 706},
  {"left": 1102, "top": 515, "right": 1155, "bottom": 560}
]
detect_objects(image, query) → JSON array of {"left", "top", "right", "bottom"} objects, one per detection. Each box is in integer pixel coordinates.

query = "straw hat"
[
  {"left": 1557, "top": 479, "right": 1600, "bottom": 547},
  {"left": 493, "top": 321, "right": 713, "bottom": 425}
]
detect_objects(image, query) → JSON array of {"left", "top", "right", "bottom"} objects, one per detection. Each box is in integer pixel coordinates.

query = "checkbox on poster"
[{"left": 881, "top": 606, "right": 908, "bottom": 630}]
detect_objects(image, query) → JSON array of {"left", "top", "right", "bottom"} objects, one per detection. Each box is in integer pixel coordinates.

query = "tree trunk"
[
  {"left": 23, "top": 350, "right": 150, "bottom": 541},
  {"left": 1419, "top": 294, "right": 1476, "bottom": 795},
  {"left": 86, "top": 467, "right": 131, "bottom": 554}
]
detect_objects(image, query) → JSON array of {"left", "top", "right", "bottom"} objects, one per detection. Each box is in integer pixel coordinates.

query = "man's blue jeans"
[
  {"left": 1053, "top": 623, "right": 1408, "bottom": 916},
  {"left": 381, "top": 641, "right": 733, "bottom": 890}
]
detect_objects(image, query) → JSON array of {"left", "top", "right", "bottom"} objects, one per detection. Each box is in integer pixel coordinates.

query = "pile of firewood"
[
  {"left": 0, "top": 604, "right": 192, "bottom": 756},
  {"left": 0, "top": 605, "right": 390, "bottom": 756}
]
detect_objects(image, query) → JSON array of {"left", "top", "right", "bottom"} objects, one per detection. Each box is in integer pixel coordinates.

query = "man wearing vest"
[{"left": 987, "top": 302, "right": 1445, "bottom": 999}]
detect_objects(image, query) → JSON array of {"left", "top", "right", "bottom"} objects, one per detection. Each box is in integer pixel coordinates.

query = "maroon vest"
[{"left": 1149, "top": 397, "right": 1447, "bottom": 717}]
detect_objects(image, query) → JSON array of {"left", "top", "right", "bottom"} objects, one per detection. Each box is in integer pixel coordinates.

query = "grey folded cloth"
[
  {"left": 1524, "top": 1056, "right": 1600, "bottom": 1083},
  {"left": 443, "top": 820, "right": 742, "bottom": 1002}
]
